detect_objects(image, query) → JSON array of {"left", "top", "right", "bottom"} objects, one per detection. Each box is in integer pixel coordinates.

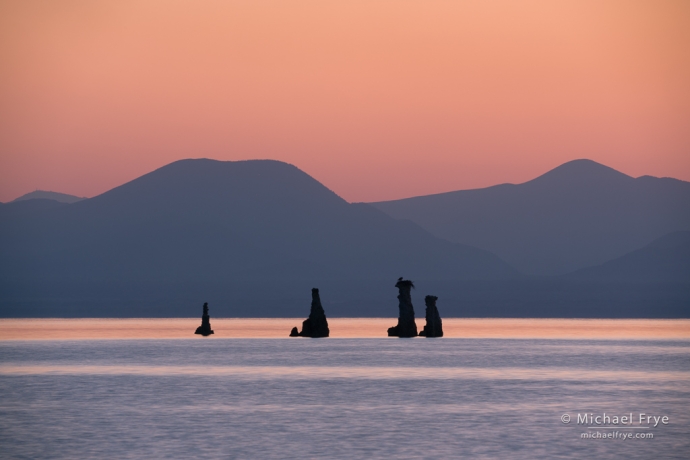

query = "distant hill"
[
  {"left": 371, "top": 159, "right": 690, "bottom": 276},
  {"left": 0, "top": 159, "right": 515, "bottom": 317},
  {"left": 11, "top": 190, "right": 85, "bottom": 204},
  {"left": 567, "top": 231, "right": 690, "bottom": 283},
  {"left": 2, "top": 158, "right": 687, "bottom": 318}
]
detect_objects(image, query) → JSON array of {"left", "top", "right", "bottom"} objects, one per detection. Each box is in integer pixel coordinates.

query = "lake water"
[{"left": 1, "top": 319, "right": 689, "bottom": 459}]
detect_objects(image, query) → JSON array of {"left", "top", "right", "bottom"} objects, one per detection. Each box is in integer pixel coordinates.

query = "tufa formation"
[
  {"left": 387, "top": 279, "right": 418, "bottom": 337},
  {"left": 290, "top": 288, "right": 330, "bottom": 338},
  {"left": 419, "top": 295, "right": 443, "bottom": 337},
  {"left": 194, "top": 302, "right": 214, "bottom": 336}
]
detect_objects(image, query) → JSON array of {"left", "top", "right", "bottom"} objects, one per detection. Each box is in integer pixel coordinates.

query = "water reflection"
[
  {"left": 1, "top": 364, "right": 689, "bottom": 384},
  {"left": 0, "top": 318, "right": 689, "bottom": 340}
]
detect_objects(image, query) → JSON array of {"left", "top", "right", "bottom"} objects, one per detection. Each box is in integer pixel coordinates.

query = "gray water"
[{"left": 1, "top": 339, "right": 689, "bottom": 459}]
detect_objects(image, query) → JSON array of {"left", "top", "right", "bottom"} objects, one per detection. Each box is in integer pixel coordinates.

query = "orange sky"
[{"left": 1, "top": 0, "right": 688, "bottom": 202}]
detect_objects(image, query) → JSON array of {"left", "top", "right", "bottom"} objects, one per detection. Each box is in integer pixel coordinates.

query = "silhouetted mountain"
[
  {"left": 0, "top": 198, "right": 68, "bottom": 219},
  {"left": 567, "top": 231, "right": 690, "bottom": 283},
  {"left": 371, "top": 159, "right": 690, "bottom": 275},
  {"left": 11, "top": 190, "right": 85, "bottom": 204},
  {"left": 0, "top": 159, "right": 515, "bottom": 317}
]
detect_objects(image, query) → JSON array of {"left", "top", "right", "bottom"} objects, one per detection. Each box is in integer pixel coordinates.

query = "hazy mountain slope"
[
  {"left": 371, "top": 159, "right": 690, "bottom": 275},
  {"left": 11, "top": 190, "right": 85, "bottom": 204},
  {"left": 0, "top": 159, "right": 515, "bottom": 317},
  {"left": 567, "top": 231, "right": 690, "bottom": 283},
  {"left": 0, "top": 199, "right": 68, "bottom": 218}
]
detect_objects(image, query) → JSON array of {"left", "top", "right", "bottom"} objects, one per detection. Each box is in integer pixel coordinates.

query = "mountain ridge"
[
  {"left": 0, "top": 158, "right": 517, "bottom": 317},
  {"left": 10, "top": 190, "right": 85, "bottom": 204},
  {"left": 566, "top": 231, "right": 690, "bottom": 283},
  {"left": 370, "top": 159, "right": 690, "bottom": 275},
  {"left": 1, "top": 158, "right": 687, "bottom": 318}
]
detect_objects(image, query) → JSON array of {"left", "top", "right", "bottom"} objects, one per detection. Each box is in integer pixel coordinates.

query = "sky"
[{"left": 0, "top": 0, "right": 688, "bottom": 203}]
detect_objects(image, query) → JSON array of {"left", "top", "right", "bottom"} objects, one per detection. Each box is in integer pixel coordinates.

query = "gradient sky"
[{"left": 1, "top": 0, "right": 688, "bottom": 203}]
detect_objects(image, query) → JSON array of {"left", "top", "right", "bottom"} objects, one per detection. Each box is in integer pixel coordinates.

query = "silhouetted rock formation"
[
  {"left": 387, "top": 279, "right": 418, "bottom": 337},
  {"left": 194, "top": 302, "right": 214, "bottom": 336},
  {"left": 419, "top": 295, "right": 443, "bottom": 337},
  {"left": 289, "top": 288, "right": 330, "bottom": 338}
]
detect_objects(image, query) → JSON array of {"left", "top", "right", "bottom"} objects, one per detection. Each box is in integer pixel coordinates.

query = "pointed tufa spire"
[
  {"left": 289, "top": 288, "right": 330, "bottom": 337},
  {"left": 419, "top": 295, "right": 443, "bottom": 337},
  {"left": 387, "top": 279, "right": 418, "bottom": 337},
  {"left": 194, "top": 302, "right": 214, "bottom": 336}
]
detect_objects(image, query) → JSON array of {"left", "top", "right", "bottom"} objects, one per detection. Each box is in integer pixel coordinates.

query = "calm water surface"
[{"left": 1, "top": 319, "right": 689, "bottom": 459}]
